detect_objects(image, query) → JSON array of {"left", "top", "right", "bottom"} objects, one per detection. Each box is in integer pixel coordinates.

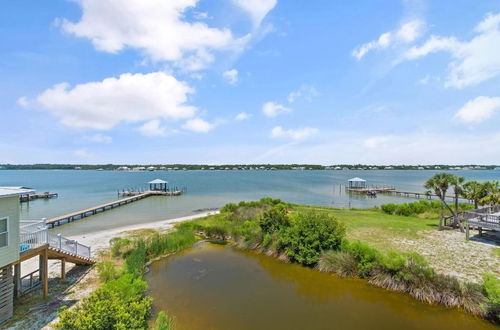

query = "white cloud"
[
  {"left": 270, "top": 126, "right": 318, "bottom": 141},
  {"left": 17, "top": 96, "right": 29, "bottom": 108},
  {"left": 287, "top": 85, "right": 319, "bottom": 103},
  {"left": 235, "top": 112, "right": 251, "bottom": 121},
  {"left": 83, "top": 133, "right": 113, "bottom": 143},
  {"left": 35, "top": 72, "right": 196, "bottom": 130},
  {"left": 138, "top": 119, "right": 167, "bottom": 137},
  {"left": 232, "top": 0, "right": 277, "bottom": 28},
  {"left": 262, "top": 101, "right": 291, "bottom": 117},
  {"left": 363, "top": 136, "right": 390, "bottom": 148},
  {"left": 404, "top": 12, "right": 500, "bottom": 88},
  {"left": 182, "top": 118, "right": 214, "bottom": 133},
  {"left": 61, "top": 0, "right": 246, "bottom": 70},
  {"left": 223, "top": 69, "right": 239, "bottom": 85},
  {"left": 353, "top": 19, "right": 425, "bottom": 60},
  {"left": 455, "top": 96, "right": 500, "bottom": 123}
]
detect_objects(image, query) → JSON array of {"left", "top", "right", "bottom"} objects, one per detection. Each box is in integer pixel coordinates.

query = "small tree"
[
  {"left": 424, "top": 173, "right": 457, "bottom": 230},
  {"left": 280, "top": 211, "right": 346, "bottom": 265}
]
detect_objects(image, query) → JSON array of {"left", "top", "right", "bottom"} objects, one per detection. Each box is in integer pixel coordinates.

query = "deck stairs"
[{"left": 19, "top": 220, "right": 94, "bottom": 265}]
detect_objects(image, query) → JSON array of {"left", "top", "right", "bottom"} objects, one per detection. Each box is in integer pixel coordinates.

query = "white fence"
[{"left": 19, "top": 220, "right": 91, "bottom": 259}]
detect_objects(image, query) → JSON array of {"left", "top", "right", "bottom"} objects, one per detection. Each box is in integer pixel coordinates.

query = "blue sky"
[{"left": 1, "top": 0, "right": 500, "bottom": 165}]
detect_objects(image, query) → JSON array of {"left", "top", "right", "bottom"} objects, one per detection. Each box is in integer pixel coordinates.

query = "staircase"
[{"left": 19, "top": 220, "right": 94, "bottom": 265}]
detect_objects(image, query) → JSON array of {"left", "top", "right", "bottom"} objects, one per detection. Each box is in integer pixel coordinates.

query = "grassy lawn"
[{"left": 292, "top": 205, "right": 437, "bottom": 241}]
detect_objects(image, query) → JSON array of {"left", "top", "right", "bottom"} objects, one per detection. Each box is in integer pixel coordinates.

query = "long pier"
[
  {"left": 347, "top": 187, "right": 466, "bottom": 200},
  {"left": 46, "top": 190, "right": 182, "bottom": 228}
]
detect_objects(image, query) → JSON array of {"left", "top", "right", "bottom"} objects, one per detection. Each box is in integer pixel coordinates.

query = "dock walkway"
[{"left": 46, "top": 190, "right": 182, "bottom": 227}]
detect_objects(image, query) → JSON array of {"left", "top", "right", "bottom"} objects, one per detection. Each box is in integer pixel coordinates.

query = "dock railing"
[
  {"left": 19, "top": 220, "right": 91, "bottom": 259},
  {"left": 463, "top": 205, "right": 500, "bottom": 230}
]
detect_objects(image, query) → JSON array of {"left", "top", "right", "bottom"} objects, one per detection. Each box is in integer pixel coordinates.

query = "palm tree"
[
  {"left": 450, "top": 176, "right": 465, "bottom": 231},
  {"left": 424, "top": 173, "right": 457, "bottom": 230},
  {"left": 461, "top": 180, "right": 482, "bottom": 209},
  {"left": 479, "top": 180, "right": 500, "bottom": 206}
]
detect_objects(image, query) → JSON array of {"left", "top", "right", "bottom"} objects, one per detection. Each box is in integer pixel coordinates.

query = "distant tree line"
[{"left": 0, "top": 164, "right": 498, "bottom": 171}]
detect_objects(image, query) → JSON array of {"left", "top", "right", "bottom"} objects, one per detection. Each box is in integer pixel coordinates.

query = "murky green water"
[{"left": 146, "top": 243, "right": 496, "bottom": 330}]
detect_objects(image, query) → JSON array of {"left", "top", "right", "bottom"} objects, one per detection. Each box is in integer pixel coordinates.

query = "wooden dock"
[
  {"left": 20, "top": 192, "right": 58, "bottom": 203},
  {"left": 347, "top": 187, "right": 466, "bottom": 200},
  {"left": 46, "top": 190, "right": 182, "bottom": 228}
]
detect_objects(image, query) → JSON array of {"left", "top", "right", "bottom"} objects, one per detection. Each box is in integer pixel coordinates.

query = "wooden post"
[
  {"left": 13, "top": 263, "right": 20, "bottom": 298},
  {"left": 466, "top": 222, "right": 470, "bottom": 241},
  {"left": 60, "top": 259, "right": 66, "bottom": 282},
  {"left": 478, "top": 227, "right": 482, "bottom": 236},
  {"left": 39, "top": 248, "right": 48, "bottom": 298}
]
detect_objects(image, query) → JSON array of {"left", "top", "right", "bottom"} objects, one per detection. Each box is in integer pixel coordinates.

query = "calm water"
[
  {"left": 0, "top": 169, "right": 499, "bottom": 236},
  {"left": 146, "top": 243, "right": 496, "bottom": 330}
]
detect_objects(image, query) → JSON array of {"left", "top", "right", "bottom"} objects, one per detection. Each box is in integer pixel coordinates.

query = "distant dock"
[{"left": 20, "top": 192, "right": 58, "bottom": 203}]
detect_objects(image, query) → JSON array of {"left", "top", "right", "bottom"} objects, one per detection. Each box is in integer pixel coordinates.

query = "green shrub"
[
  {"left": 342, "top": 241, "right": 382, "bottom": 277},
  {"left": 280, "top": 211, "right": 345, "bottom": 265},
  {"left": 221, "top": 202, "right": 238, "bottom": 213},
  {"left": 259, "top": 205, "right": 290, "bottom": 234},
  {"left": 125, "top": 240, "right": 147, "bottom": 276},
  {"left": 204, "top": 225, "right": 229, "bottom": 239},
  {"left": 154, "top": 311, "right": 175, "bottom": 330},
  {"left": 381, "top": 203, "right": 397, "bottom": 214},
  {"left": 56, "top": 273, "right": 152, "bottom": 330},
  {"left": 110, "top": 237, "right": 132, "bottom": 257},
  {"left": 96, "top": 261, "right": 118, "bottom": 282},
  {"left": 483, "top": 274, "right": 500, "bottom": 323}
]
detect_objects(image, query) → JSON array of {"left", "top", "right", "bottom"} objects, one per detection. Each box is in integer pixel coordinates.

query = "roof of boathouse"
[
  {"left": 148, "top": 179, "right": 168, "bottom": 184},
  {"left": 348, "top": 177, "right": 366, "bottom": 182}
]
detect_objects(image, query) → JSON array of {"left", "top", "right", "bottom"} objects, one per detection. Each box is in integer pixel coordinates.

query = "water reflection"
[{"left": 146, "top": 243, "right": 495, "bottom": 330}]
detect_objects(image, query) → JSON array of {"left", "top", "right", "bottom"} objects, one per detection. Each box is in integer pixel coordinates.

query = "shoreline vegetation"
[
  {"left": 54, "top": 198, "right": 499, "bottom": 329},
  {"left": 1, "top": 163, "right": 499, "bottom": 171}
]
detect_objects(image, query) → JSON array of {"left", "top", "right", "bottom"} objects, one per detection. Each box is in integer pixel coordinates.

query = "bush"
[
  {"left": 125, "top": 240, "right": 147, "bottom": 276},
  {"left": 96, "top": 261, "right": 118, "bottom": 282},
  {"left": 154, "top": 311, "right": 175, "bottom": 330},
  {"left": 280, "top": 211, "right": 345, "bottom": 265},
  {"left": 221, "top": 202, "right": 238, "bottom": 213},
  {"left": 204, "top": 225, "right": 229, "bottom": 240},
  {"left": 259, "top": 205, "right": 290, "bottom": 234},
  {"left": 483, "top": 274, "right": 500, "bottom": 323},
  {"left": 110, "top": 237, "right": 132, "bottom": 258},
  {"left": 56, "top": 273, "right": 152, "bottom": 330},
  {"left": 381, "top": 203, "right": 397, "bottom": 214},
  {"left": 342, "top": 241, "right": 382, "bottom": 277}
]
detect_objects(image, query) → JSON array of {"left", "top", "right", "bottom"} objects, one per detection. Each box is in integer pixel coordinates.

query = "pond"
[{"left": 145, "top": 243, "right": 496, "bottom": 330}]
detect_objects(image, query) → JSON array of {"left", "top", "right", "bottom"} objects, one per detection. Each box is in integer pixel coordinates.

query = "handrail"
[{"left": 19, "top": 221, "right": 92, "bottom": 259}]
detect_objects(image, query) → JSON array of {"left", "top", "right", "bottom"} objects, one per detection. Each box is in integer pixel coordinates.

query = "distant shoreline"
[{"left": 1, "top": 164, "right": 499, "bottom": 171}]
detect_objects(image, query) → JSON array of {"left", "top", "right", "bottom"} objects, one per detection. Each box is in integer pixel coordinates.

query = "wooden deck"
[
  {"left": 46, "top": 190, "right": 183, "bottom": 227},
  {"left": 464, "top": 205, "right": 500, "bottom": 240}
]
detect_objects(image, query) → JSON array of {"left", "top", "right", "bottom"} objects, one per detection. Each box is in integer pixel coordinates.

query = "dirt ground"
[{"left": 351, "top": 227, "right": 500, "bottom": 283}]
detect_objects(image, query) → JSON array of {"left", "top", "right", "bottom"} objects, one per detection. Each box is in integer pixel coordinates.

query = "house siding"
[{"left": 0, "top": 197, "right": 20, "bottom": 267}]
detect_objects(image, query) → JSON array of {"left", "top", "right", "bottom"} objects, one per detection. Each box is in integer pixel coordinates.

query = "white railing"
[{"left": 19, "top": 219, "right": 92, "bottom": 259}]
